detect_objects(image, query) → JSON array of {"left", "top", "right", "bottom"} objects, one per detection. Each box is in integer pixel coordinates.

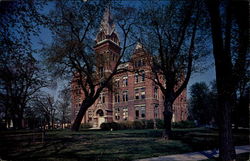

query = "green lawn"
[{"left": 0, "top": 128, "right": 248, "bottom": 161}]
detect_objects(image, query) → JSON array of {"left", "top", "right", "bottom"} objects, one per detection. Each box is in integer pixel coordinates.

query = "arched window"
[
  {"left": 96, "top": 109, "right": 104, "bottom": 117},
  {"left": 141, "top": 70, "right": 145, "bottom": 81}
]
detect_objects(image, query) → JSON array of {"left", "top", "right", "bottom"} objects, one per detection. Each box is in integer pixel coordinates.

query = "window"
[
  {"left": 138, "top": 59, "right": 142, "bottom": 67},
  {"left": 135, "top": 110, "right": 139, "bottom": 119},
  {"left": 135, "top": 105, "right": 146, "bottom": 119},
  {"left": 122, "top": 76, "right": 128, "bottom": 87},
  {"left": 135, "top": 59, "right": 145, "bottom": 67},
  {"left": 141, "top": 106, "right": 146, "bottom": 118},
  {"left": 141, "top": 88, "right": 146, "bottom": 99},
  {"left": 154, "top": 104, "right": 159, "bottom": 118},
  {"left": 141, "top": 70, "right": 145, "bottom": 81},
  {"left": 154, "top": 87, "right": 158, "bottom": 99},
  {"left": 123, "top": 91, "right": 128, "bottom": 102},
  {"left": 142, "top": 59, "right": 145, "bottom": 66},
  {"left": 123, "top": 107, "right": 128, "bottom": 120},
  {"left": 102, "top": 95, "right": 105, "bottom": 103},
  {"left": 88, "top": 110, "right": 93, "bottom": 121},
  {"left": 99, "top": 93, "right": 105, "bottom": 103},
  {"left": 135, "top": 73, "right": 139, "bottom": 83},
  {"left": 115, "top": 79, "right": 120, "bottom": 88},
  {"left": 134, "top": 89, "right": 139, "bottom": 100},
  {"left": 115, "top": 93, "right": 120, "bottom": 103},
  {"left": 115, "top": 108, "right": 120, "bottom": 120},
  {"left": 99, "top": 67, "right": 104, "bottom": 77}
]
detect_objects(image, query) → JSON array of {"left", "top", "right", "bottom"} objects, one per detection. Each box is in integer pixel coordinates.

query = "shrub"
[
  {"left": 110, "top": 122, "right": 120, "bottom": 130},
  {"left": 141, "top": 120, "right": 147, "bottom": 129},
  {"left": 146, "top": 119, "right": 154, "bottom": 129},
  {"left": 100, "top": 122, "right": 111, "bottom": 130},
  {"left": 172, "top": 120, "right": 196, "bottom": 128},
  {"left": 155, "top": 119, "right": 165, "bottom": 129},
  {"left": 132, "top": 120, "right": 144, "bottom": 129},
  {"left": 100, "top": 122, "right": 121, "bottom": 130},
  {"left": 119, "top": 121, "right": 133, "bottom": 130},
  {"left": 80, "top": 123, "right": 93, "bottom": 129}
]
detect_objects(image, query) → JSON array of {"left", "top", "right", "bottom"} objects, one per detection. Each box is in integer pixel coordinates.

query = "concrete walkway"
[{"left": 135, "top": 145, "right": 250, "bottom": 161}]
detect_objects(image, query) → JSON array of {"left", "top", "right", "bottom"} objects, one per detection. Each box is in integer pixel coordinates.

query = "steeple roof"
[
  {"left": 96, "top": 7, "right": 120, "bottom": 46},
  {"left": 100, "top": 7, "right": 115, "bottom": 35}
]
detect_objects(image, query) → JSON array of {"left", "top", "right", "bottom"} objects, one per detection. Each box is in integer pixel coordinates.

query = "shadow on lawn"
[{"left": 0, "top": 128, "right": 248, "bottom": 161}]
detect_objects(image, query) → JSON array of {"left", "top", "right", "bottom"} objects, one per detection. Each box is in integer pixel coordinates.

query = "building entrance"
[{"left": 96, "top": 109, "right": 105, "bottom": 127}]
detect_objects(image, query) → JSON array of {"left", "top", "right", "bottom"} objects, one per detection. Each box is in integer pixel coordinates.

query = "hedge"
[
  {"left": 155, "top": 119, "right": 165, "bottom": 129},
  {"left": 80, "top": 123, "right": 93, "bottom": 129},
  {"left": 100, "top": 120, "right": 196, "bottom": 131},
  {"left": 100, "top": 120, "right": 155, "bottom": 130},
  {"left": 172, "top": 120, "right": 196, "bottom": 128}
]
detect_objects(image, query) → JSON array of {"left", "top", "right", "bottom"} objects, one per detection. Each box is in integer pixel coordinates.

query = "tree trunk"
[
  {"left": 17, "top": 108, "right": 24, "bottom": 129},
  {"left": 163, "top": 98, "right": 173, "bottom": 140},
  {"left": 206, "top": 0, "right": 236, "bottom": 160},
  {"left": 51, "top": 117, "right": 54, "bottom": 129},
  {"left": 217, "top": 92, "right": 236, "bottom": 161},
  {"left": 17, "top": 116, "right": 23, "bottom": 129},
  {"left": 71, "top": 100, "right": 92, "bottom": 131},
  {"left": 12, "top": 115, "right": 18, "bottom": 129}
]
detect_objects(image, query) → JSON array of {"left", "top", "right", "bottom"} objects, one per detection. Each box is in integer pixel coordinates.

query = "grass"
[{"left": 0, "top": 128, "right": 248, "bottom": 161}]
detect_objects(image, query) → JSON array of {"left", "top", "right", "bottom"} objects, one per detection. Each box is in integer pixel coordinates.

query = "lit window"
[
  {"left": 141, "top": 87, "right": 146, "bottom": 99},
  {"left": 99, "top": 93, "right": 105, "bottom": 103},
  {"left": 123, "top": 107, "right": 128, "bottom": 120},
  {"left": 134, "top": 89, "right": 139, "bottom": 100},
  {"left": 115, "top": 108, "right": 120, "bottom": 120},
  {"left": 123, "top": 91, "right": 128, "bottom": 102},
  {"left": 122, "top": 76, "right": 128, "bottom": 86},
  {"left": 135, "top": 73, "right": 139, "bottom": 83},
  {"left": 135, "top": 105, "right": 146, "bottom": 119},
  {"left": 115, "top": 79, "right": 120, "bottom": 88}
]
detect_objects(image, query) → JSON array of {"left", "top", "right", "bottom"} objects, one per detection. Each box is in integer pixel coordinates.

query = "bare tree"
[
  {"left": 0, "top": 1, "right": 46, "bottom": 129},
  {"left": 136, "top": 0, "right": 208, "bottom": 139},
  {"left": 57, "top": 85, "right": 71, "bottom": 128},
  {"left": 33, "top": 94, "right": 58, "bottom": 129},
  {"left": 43, "top": 1, "right": 136, "bottom": 131}
]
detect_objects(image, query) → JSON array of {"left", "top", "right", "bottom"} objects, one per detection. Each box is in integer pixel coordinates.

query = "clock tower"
[{"left": 94, "top": 8, "right": 121, "bottom": 76}]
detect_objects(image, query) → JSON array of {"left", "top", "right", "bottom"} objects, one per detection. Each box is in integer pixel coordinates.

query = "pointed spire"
[
  {"left": 135, "top": 42, "right": 143, "bottom": 50},
  {"left": 100, "top": 7, "right": 115, "bottom": 35}
]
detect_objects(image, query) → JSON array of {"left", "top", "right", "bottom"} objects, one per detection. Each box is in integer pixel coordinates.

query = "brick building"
[{"left": 71, "top": 9, "right": 187, "bottom": 128}]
